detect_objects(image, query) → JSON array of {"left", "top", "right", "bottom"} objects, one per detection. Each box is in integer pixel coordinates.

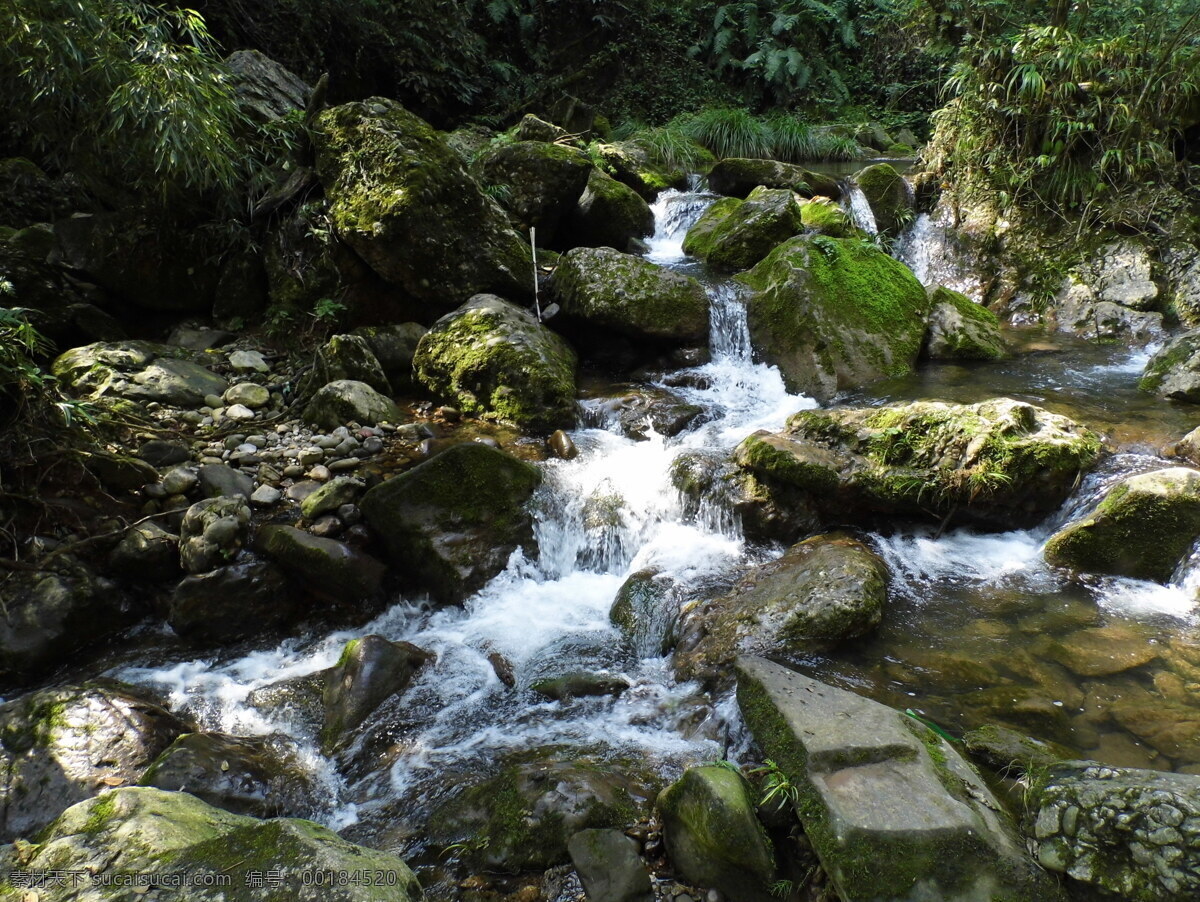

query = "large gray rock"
[
  {"left": 736, "top": 398, "right": 1101, "bottom": 529},
  {"left": 1140, "top": 329, "right": 1200, "bottom": 402},
  {"left": 353, "top": 322, "right": 426, "bottom": 388},
  {"left": 359, "top": 442, "right": 542, "bottom": 604},
  {"left": 1044, "top": 467, "right": 1200, "bottom": 582},
  {"left": 314, "top": 98, "right": 530, "bottom": 306},
  {"left": 0, "top": 565, "right": 129, "bottom": 682},
  {"left": 52, "top": 340, "right": 229, "bottom": 407},
  {"left": 169, "top": 558, "right": 296, "bottom": 643},
  {"left": 319, "top": 635, "right": 433, "bottom": 752},
  {"left": 303, "top": 379, "right": 401, "bottom": 429},
  {"left": 413, "top": 294, "right": 578, "bottom": 432},
  {"left": 568, "top": 828, "right": 654, "bottom": 902},
  {"left": 0, "top": 787, "right": 424, "bottom": 901},
  {"left": 736, "top": 657, "right": 1066, "bottom": 902},
  {"left": 141, "top": 732, "right": 317, "bottom": 818},
  {"left": 675, "top": 534, "right": 887, "bottom": 685},
  {"left": 1030, "top": 762, "right": 1200, "bottom": 901},
  {"left": 108, "top": 520, "right": 181, "bottom": 582},
  {"left": 225, "top": 49, "right": 310, "bottom": 124},
  {"left": 656, "top": 765, "right": 776, "bottom": 902},
  {"left": 0, "top": 684, "right": 188, "bottom": 840},
  {"left": 1054, "top": 239, "right": 1164, "bottom": 342},
  {"left": 256, "top": 525, "right": 385, "bottom": 601},
  {"left": 551, "top": 246, "right": 709, "bottom": 347},
  {"left": 739, "top": 235, "right": 930, "bottom": 400}
]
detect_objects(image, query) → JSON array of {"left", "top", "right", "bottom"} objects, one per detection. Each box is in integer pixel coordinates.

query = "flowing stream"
[{"left": 113, "top": 186, "right": 1200, "bottom": 869}]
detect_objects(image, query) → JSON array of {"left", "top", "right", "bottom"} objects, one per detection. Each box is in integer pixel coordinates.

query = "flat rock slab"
[{"left": 735, "top": 656, "right": 1065, "bottom": 902}]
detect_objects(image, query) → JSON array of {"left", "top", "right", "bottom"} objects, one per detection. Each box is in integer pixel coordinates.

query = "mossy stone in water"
[
  {"left": 413, "top": 293, "right": 578, "bottom": 432},
  {"left": 1139, "top": 328, "right": 1200, "bottom": 402},
  {"left": 923, "top": 285, "right": 1007, "bottom": 360},
  {"left": 854, "top": 161, "right": 912, "bottom": 237},
  {"left": 799, "top": 197, "right": 857, "bottom": 237},
  {"left": 708, "top": 157, "right": 840, "bottom": 200},
  {"left": 656, "top": 765, "right": 776, "bottom": 902},
  {"left": 255, "top": 524, "right": 385, "bottom": 601},
  {"left": 475, "top": 139, "right": 593, "bottom": 247},
  {"left": 0, "top": 787, "right": 423, "bottom": 901},
  {"left": 358, "top": 442, "right": 542, "bottom": 604},
  {"left": 314, "top": 97, "right": 530, "bottom": 306},
  {"left": 566, "top": 168, "right": 655, "bottom": 251},
  {"left": 738, "top": 234, "right": 931, "bottom": 400},
  {"left": 320, "top": 635, "right": 433, "bottom": 752},
  {"left": 303, "top": 379, "right": 402, "bottom": 429},
  {"left": 551, "top": 246, "right": 709, "bottom": 346},
  {"left": 1044, "top": 467, "right": 1200, "bottom": 582},
  {"left": 681, "top": 186, "right": 804, "bottom": 271}
]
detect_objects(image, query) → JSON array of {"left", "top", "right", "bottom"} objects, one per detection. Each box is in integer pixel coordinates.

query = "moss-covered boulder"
[
  {"left": 567, "top": 828, "right": 654, "bottom": 902},
  {"left": 413, "top": 294, "right": 578, "bottom": 432},
  {"left": 1139, "top": 329, "right": 1200, "bottom": 402},
  {"left": 52, "top": 340, "right": 229, "bottom": 408},
  {"left": 425, "top": 748, "right": 659, "bottom": 873},
  {"left": 566, "top": 168, "right": 655, "bottom": 251},
  {"left": 736, "top": 657, "right": 1066, "bottom": 902},
  {"left": 0, "top": 565, "right": 131, "bottom": 683},
  {"left": 923, "top": 285, "right": 1007, "bottom": 360},
  {"left": 854, "top": 162, "right": 912, "bottom": 237},
  {"left": 681, "top": 186, "right": 804, "bottom": 271},
  {"left": 256, "top": 525, "right": 385, "bottom": 601},
  {"left": 180, "top": 496, "right": 251, "bottom": 574},
  {"left": 799, "top": 197, "right": 857, "bottom": 237},
  {"left": 0, "top": 787, "right": 423, "bottom": 900},
  {"left": 313, "top": 98, "right": 530, "bottom": 306},
  {"left": 515, "top": 113, "right": 569, "bottom": 143},
  {"left": 310, "top": 333, "right": 391, "bottom": 395},
  {"left": 656, "top": 766, "right": 776, "bottom": 902},
  {"left": 140, "top": 732, "right": 317, "bottom": 818},
  {"left": 738, "top": 235, "right": 931, "bottom": 399},
  {"left": 476, "top": 140, "right": 593, "bottom": 247},
  {"left": 320, "top": 635, "right": 433, "bottom": 752},
  {"left": 1044, "top": 467, "right": 1200, "bottom": 582},
  {"left": 358, "top": 442, "right": 542, "bottom": 604},
  {"left": 303, "top": 379, "right": 401, "bottom": 429},
  {"left": 735, "top": 398, "right": 1101, "bottom": 529},
  {"left": 674, "top": 534, "right": 887, "bottom": 686},
  {"left": 0, "top": 684, "right": 188, "bottom": 840},
  {"left": 594, "top": 142, "right": 688, "bottom": 199},
  {"left": 551, "top": 247, "right": 710, "bottom": 347},
  {"left": 708, "top": 158, "right": 840, "bottom": 200}
]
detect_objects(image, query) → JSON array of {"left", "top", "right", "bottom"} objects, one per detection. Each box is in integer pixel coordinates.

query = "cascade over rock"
[{"left": 682, "top": 186, "right": 804, "bottom": 270}]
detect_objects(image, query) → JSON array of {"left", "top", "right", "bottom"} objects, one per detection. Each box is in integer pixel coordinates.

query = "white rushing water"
[
  {"left": 115, "top": 188, "right": 815, "bottom": 830},
  {"left": 842, "top": 181, "right": 878, "bottom": 235}
]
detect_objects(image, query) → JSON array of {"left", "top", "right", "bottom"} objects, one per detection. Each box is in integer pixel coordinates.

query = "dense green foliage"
[{"left": 926, "top": 0, "right": 1200, "bottom": 222}]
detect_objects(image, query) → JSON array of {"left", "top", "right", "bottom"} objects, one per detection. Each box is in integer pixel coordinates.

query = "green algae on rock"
[
  {"left": 475, "top": 139, "right": 593, "bottom": 246},
  {"left": 0, "top": 787, "right": 423, "bottom": 901},
  {"left": 707, "top": 157, "right": 840, "bottom": 200},
  {"left": 735, "top": 398, "right": 1102, "bottom": 529},
  {"left": 413, "top": 294, "right": 578, "bottom": 432},
  {"left": 799, "top": 197, "right": 857, "bottom": 237},
  {"left": 1044, "top": 467, "right": 1200, "bottom": 582},
  {"left": 1139, "top": 328, "right": 1200, "bottom": 402},
  {"left": 567, "top": 168, "right": 655, "bottom": 251},
  {"left": 551, "top": 246, "right": 710, "bottom": 346},
  {"left": 739, "top": 234, "right": 931, "bottom": 400},
  {"left": 682, "top": 186, "right": 804, "bottom": 271},
  {"left": 853, "top": 161, "right": 912, "bottom": 237},
  {"left": 923, "top": 285, "right": 1007, "bottom": 360},
  {"left": 313, "top": 98, "right": 530, "bottom": 306}
]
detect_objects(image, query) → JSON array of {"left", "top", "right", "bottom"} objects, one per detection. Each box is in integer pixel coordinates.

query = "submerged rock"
[
  {"left": 314, "top": 98, "right": 530, "bottom": 306},
  {"left": 586, "top": 385, "right": 703, "bottom": 441},
  {"left": 736, "top": 657, "right": 1066, "bottom": 902},
  {"left": 609, "top": 569, "right": 675, "bottom": 657},
  {"left": 923, "top": 285, "right": 1007, "bottom": 360},
  {"left": 656, "top": 765, "right": 776, "bottom": 902},
  {"left": 682, "top": 186, "right": 804, "bottom": 271},
  {"left": 359, "top": 442, "right": 542, "bottom": 604},
  {"left": 0, "top": 787, "right": 423, "bottom": 900},
  {"left": 675, "top": 534, "right": 887, "bottom": 685},
  {"left": 736, "top": 398, "right": 1101, "bottom": 529},
  {"left": 413, "top": 294, "right": 578, "bottom": 432},
  {"left": 551, "top": 247, "right": 710, "bottom": 347},
  {"left": 1140, "top": 329, "right": 1200, "bottom": 402},
  {"left": 739, "top": 234, "right": 930, "bottom": 399},
  {"left": 1044, "top": 467, "right": 1200, "bottom": 582},
  {"left": 708, "top": 158, "right": 839, "bottom": 200},
  {"left": 1029, "top": 762, "right": 1200, "bottom": 901},
  {"left": 141, "top": 732, "right": 317, "bottom": 818},
  {"left": 0, "top": 683, "right": 188, "bottom": 840}
]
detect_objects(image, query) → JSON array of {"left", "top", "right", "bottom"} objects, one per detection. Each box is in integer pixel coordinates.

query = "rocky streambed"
[{"left": 4, "top": 98, "right": 1200, "bottom": 902}]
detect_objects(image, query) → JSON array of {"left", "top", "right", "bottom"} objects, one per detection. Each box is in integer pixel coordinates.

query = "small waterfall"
[
  {"left": 645, "top": 188, "right": 719, "bottom": 263},
  {"left": 842, "top": 180, "right": 878, "bottom": 235},
  {"left": 892, "top": 204, "right": 986, "bottom": 301}
]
